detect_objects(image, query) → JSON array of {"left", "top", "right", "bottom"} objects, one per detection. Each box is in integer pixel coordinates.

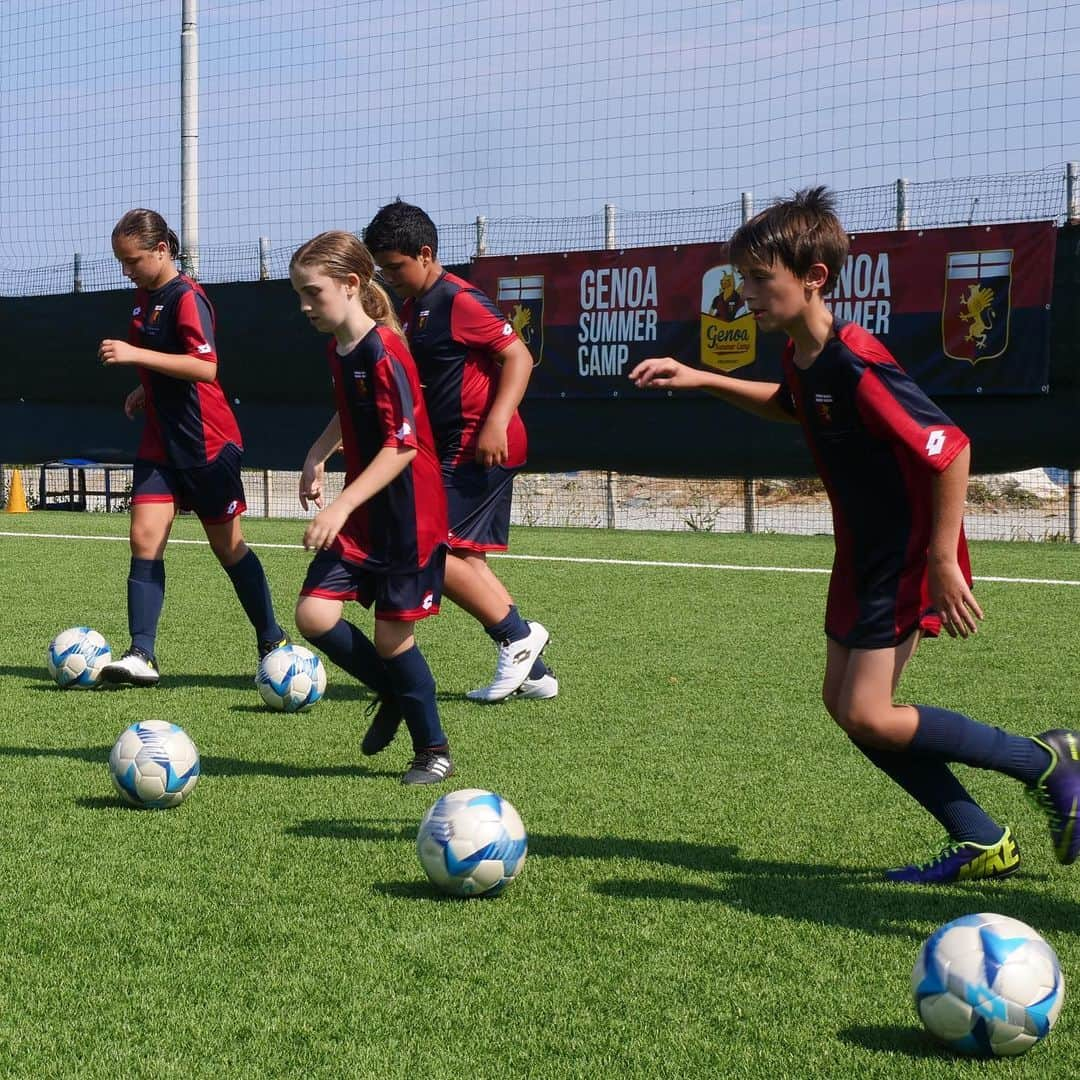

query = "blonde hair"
[{"left": 290, "top": 230, "right": 404, "bottom": 337}]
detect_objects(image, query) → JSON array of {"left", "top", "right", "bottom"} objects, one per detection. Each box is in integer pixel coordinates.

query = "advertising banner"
[{"left": 468, "top": 221, "right": 1054, "bottom": 398}]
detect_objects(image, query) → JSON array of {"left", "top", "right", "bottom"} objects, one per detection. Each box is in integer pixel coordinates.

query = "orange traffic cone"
[{"left": 3, "top": 466, "right": 29, "bottom": 513}]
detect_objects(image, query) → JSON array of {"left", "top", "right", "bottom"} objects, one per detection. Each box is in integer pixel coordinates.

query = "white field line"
[{"left": 2, "top": 529, "right": 1079, "bottom": 587}]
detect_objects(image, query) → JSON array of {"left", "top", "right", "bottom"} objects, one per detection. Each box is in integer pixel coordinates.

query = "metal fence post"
[
  {"left": 603, "top": 204, "right": 616, "bottom": 250},
  {"left": 475, "top": 215, "right": 488, "bottom": 257},
  {"left": 605, "top": 470, "right": 616, "bottom": 528},
  {"left": 896, "top": 177, "right": 910, "bottom": 230},
  {"left": 1067, "top": 163, "right": 1080, "bottom": 225},
  {"left": 258, "top": 236, "right": 270, "bottom": 281},
  {"left": 180, "top": 0, "right": 200, "bottom": 279},
  {"left": 73, "top": 252, "right": 83, "bottom": 293},
  {"left": 740, "top": 194, "right": 757, "bottom": 534},
  {"left": 1070, "top": 470, "right": 1079, "bottom": 544}
]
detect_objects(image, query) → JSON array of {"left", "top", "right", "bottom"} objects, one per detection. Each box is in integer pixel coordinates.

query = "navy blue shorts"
[
  {"left": 444, "top": 461, "right": 518, "bottom": 553},
  {"left": 131, "top": 443, "right": 247, "bottom": 524},
  {"left": 299, "top": 548, "right": 446, "bottom": 622}
]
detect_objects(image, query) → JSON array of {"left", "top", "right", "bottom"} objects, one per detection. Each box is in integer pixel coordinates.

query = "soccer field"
[{"left": 1, "top": 514, "right": 1078, "bottom": 1079}]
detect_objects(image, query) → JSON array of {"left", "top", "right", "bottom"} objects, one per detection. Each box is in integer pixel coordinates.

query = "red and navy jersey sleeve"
[
  {"left": 449, "top": 287, "right": 518, "bottom": 354},
  {"left": 854, "top": 360, "right": 969, "bottom": 473},
  {"left": 172, "top": 285, "right": 218, "bottom": 366},
  {"left": 371, "top": 337, "right": 422, "bottom": 453}
]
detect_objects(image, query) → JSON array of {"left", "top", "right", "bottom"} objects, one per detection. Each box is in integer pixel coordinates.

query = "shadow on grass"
[
  {"left": 0, "top": 743, "right": 398, "bottom": 780},
  {"left": 836, "top": 1025, "right": 945, "bottom": 1059},
  {"left": 3, "top": 664, "right": 474, "bottom": 704},
  {"left": 289, "top": 819, "right": 1080, "bottom": 939}
]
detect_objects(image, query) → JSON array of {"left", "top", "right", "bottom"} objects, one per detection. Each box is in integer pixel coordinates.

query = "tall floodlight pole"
[{"left": 181, "top": 0, "right": 199, "bottom": 278}]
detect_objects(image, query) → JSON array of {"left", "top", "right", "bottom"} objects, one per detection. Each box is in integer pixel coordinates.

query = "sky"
[{"left": 1, "top": 0, "right": 1078, "bottom": 289}]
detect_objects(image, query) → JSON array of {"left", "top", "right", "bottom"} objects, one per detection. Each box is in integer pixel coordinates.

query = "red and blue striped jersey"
[
  {"left": 128, "top": 274, "right": 242, "bottom": 468},
  {"left": 772, "top": 318, "right": 972, "bottom": 642},
  {"left": 401, "top": 271, "right": 527, "bottom": 467},
  {"left": 327, "top": 325, "right": 448, "bottom": 571}
]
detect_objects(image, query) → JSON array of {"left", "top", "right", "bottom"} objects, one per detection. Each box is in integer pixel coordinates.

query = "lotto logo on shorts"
[
  {"left": 226, "top": 500, "right": 239, "bottom": 516},
  {"left": 925, "top": 430, "right": 946, "bottom": 457},
  {"left": 422, "top": 592, "right": 434, "bottom": 610}
]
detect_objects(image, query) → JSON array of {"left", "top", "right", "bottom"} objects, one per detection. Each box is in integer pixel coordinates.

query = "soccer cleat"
[
  {"left": 1029, "top": 729, "right": 1080, "bottom": 865},
  {"left": 401, "top": 748, "right": 455, "bottom": 786},
  {"left": 885, "top": 827, "right": 1021, "bottom": 885},
  {"left": 361, "top": 695, "right": 402, "bottom": 757},
  {"left": 258, "top": 633, "right": 290, "bottom": 660},
  {"left": 100, "top": 646, "right": 160, "bottom": 687},
  {"left": 466, "top": 621, "right": 550, "bottom": 703},
  {"left": 513, "top": 671, "right": 559, "bottom": 700}
]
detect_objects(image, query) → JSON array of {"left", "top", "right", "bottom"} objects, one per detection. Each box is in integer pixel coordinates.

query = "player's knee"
[
  {"left": 294, "top": 600, "right": 330, "bottom": 641},
  {"left": 835, "top": 703, "right": 889, "bottom": 744}
]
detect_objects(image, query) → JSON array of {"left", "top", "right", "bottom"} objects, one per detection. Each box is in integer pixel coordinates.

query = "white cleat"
[
  {"left": 513, "top": 672, "right": 559, "bottom": 700},
  {"left": 466, "top": 621, "right": 550, "bottom": 703},
  {"left": 100, "top": 649, "right": 160, "bottom": 687}
]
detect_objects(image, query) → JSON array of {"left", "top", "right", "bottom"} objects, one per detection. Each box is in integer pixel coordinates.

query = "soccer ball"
[
  {"left": 913, "top": 912, "right": 1065, "bottom": 1056},
  {"left": 255, "top": 644, "right": 326, "bottom": 712},
  {"left": 109, "top": 720, "right": 201, "bottom": 809},
  {"left": 47, "top": 626, "right": 111, "bottom": 689},
  {"left": 417, "top": 788, "right": 528, "bottom": 897}
]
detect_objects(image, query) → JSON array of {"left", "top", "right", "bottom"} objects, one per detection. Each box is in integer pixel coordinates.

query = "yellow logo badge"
[{"left": 700, "top": 265, "right": 755, "bottom": 372}]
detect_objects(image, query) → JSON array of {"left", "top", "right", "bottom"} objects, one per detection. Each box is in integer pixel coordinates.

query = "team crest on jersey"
[
  {"left": 416, "top": 309, "right": 430, "bottom": 332},
  {"left": 942, "top": 249, "right": 1012, "bottom": 364},
  {"left": 814, "top": 393, "right": 833, "bottom": 423},
  {"left": 496, "top": 276, "right": 544, "bottom": 366},
  {"left": 149, "top": 305, "right": 164, "bottom": 326},
  {"left": 352, "top": 369, "right": 369, "bottom": 398}
]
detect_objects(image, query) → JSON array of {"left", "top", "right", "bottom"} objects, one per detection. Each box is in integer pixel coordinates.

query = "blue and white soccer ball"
[
  {"left": 109, "top": 720, "right": 201, "bottom": 809},
  {"left": 255, "top": 644, "right": 327, "bottom": 712},
  {"left": 417, "top": 788, "right": 528, "bottom": 897},
  {"left": 913, "top": 912, "right": 1065, "bottom": 1056},
  {"left": 46, "top": 626, "right": 111, "bottom": 689}
]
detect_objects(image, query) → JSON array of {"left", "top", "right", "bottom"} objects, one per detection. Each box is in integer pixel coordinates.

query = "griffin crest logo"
[
  {"left": 942, "top": 250, "right": 1012, "bottom": 364},
  {"left": 496, "top": 276, "right": 544, "bottom": 366}
]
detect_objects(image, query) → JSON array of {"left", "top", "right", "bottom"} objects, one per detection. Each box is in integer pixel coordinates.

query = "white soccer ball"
[
  {"left": 255, "top": 644, "right": 327, "bottom": 712},
  {"left": 46, "top": 626, "right": 112, "bottom": 689},
  {"left": 417, "top": 788, "right": 528, "bottom": 897},
  {"left": 913, "top": 912, "right": 1065, "bottom": 1056},
  {"left": 109, "top": 720, "right": 201, "bottom": 809}
]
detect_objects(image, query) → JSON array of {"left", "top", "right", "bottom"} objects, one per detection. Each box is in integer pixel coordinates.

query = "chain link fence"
[{"left": 10, "top": 463, "right": 1077, "bottom": 544}]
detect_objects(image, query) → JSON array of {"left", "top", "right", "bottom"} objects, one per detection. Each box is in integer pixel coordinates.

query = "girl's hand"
[
  {"left": 302, "top": 501, "right": 350, "bottom": 552},
  {"left": 99, "top": 339, "right": 138, "bottom": 366},
  {"left": 300, "top": 459, "right": 325, "bottom": 511},
  {"left": 930, "top": 559, "right": 984, "bottom": 638},
  {"left": 123, "top": 384, "right": 146, "bottom": 419}
]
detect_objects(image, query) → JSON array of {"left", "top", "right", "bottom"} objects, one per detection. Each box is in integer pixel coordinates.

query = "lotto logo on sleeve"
[{"left": 925, "top": 429, "right": 946, "bottom": 457}]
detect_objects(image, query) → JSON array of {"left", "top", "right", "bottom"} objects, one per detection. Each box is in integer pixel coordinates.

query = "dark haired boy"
[
  {"left": 364, "top": 200, "right": 555, "bottom": 703},
  {"left": 631, "top": 186, "right": 1080, "bottom": 884}
]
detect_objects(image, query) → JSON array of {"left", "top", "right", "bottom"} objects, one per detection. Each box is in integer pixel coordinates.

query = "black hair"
[{"left": 363, "top": 199, "right": 439, "bottom": 258}]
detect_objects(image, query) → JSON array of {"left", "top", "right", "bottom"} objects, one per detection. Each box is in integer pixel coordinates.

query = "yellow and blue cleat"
[{"left": 885, "top": 827, "right": 1020, "bottom": 885}]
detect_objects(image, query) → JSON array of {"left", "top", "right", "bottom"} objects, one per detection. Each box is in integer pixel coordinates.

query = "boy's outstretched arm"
[
  {"left": 629, "top": 356, "right": 795, "bottom": 422},
  {"left": 929, "top": 443, "right": 983, "bottom": 638}
]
